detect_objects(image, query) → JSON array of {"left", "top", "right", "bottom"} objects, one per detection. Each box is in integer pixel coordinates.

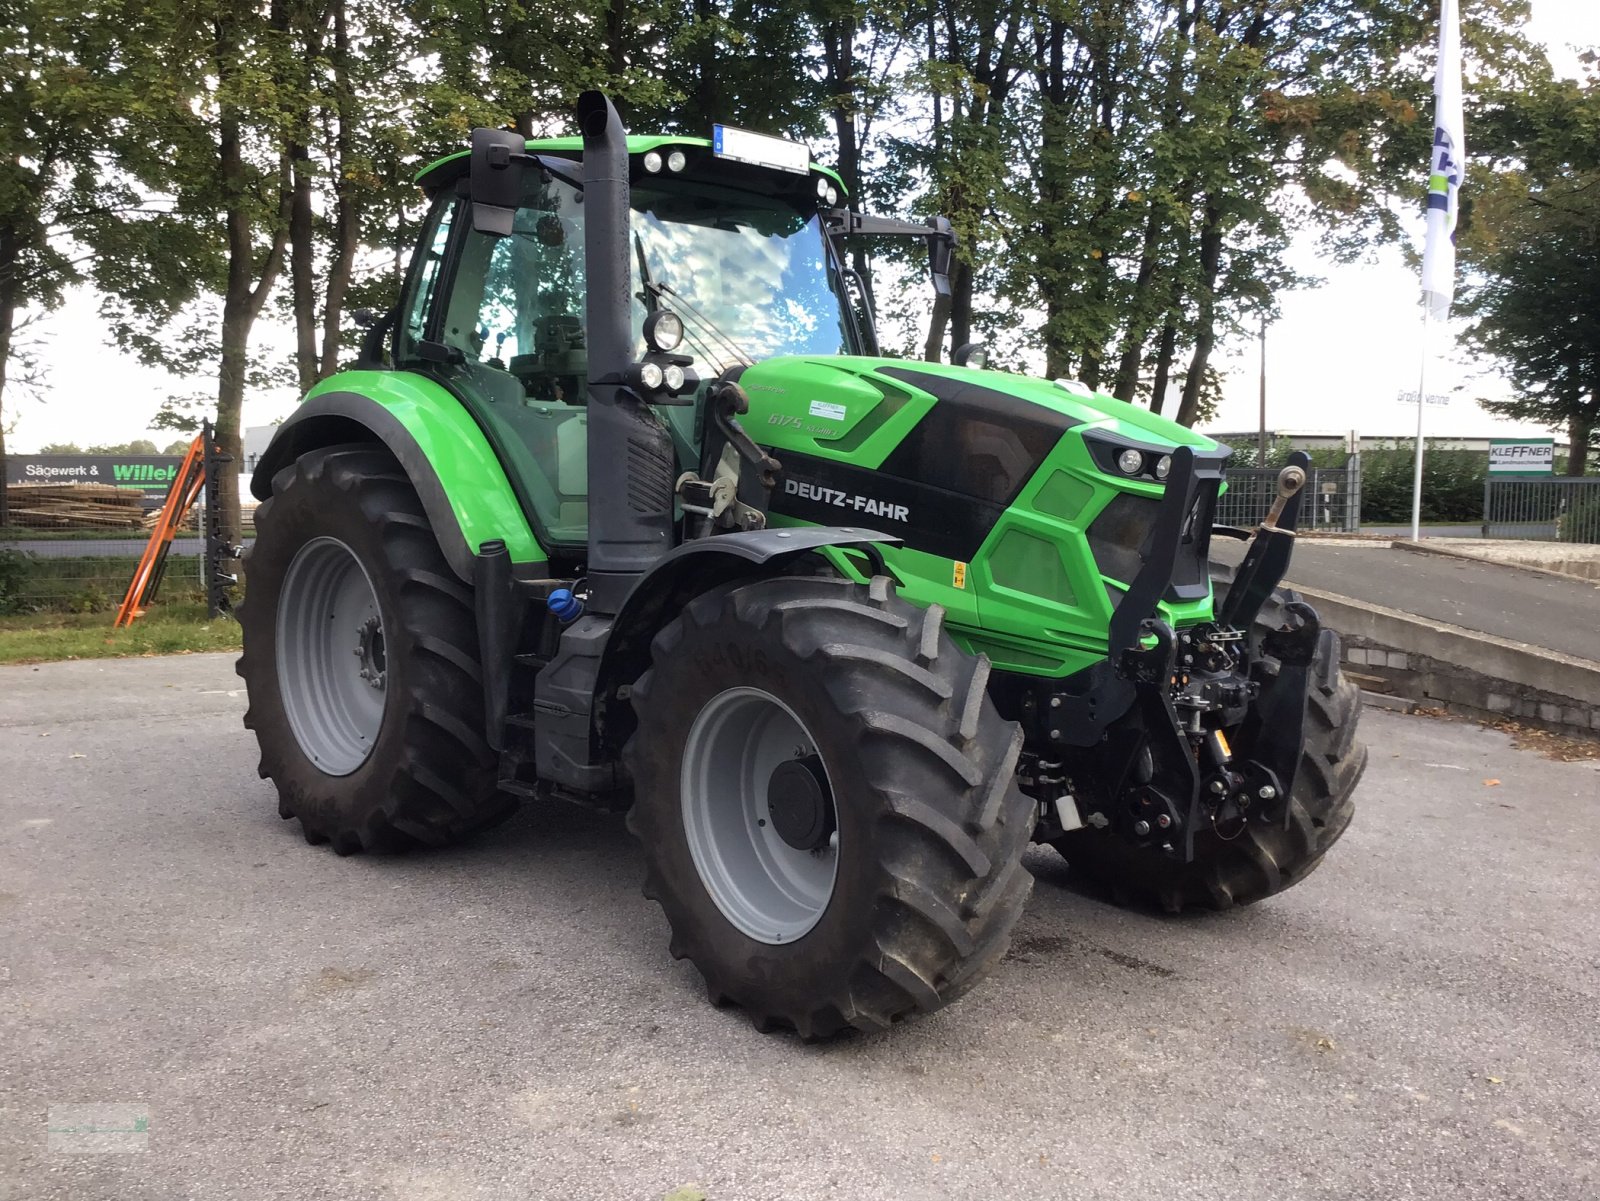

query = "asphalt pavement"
[
  {"left": 3, "top": 654, "right": 1598, "bottom": 1201},
  {"left": 1212, "top": 537, "right": 1600, "bottom": 662}
]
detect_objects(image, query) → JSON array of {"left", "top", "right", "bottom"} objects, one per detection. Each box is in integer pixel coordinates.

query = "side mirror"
[
  {"left": 469, "top": 127, "right": 527, "bottom": 236},
  {"left": 926, "top": 216, "right": 954, "bottom": 299}
]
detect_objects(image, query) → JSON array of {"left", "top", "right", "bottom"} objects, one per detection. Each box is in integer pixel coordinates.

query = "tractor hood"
[
  {"left": 738, "top": 354, "right": 1217, "bottom": 457},
  {"left": 741, "top": 354, "right": 1222, "bottom": 560},
  {"left": 740, "top": 354, "right": 1228, "bottom": 661}
]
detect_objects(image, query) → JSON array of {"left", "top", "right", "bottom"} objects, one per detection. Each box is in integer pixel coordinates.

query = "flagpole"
[
  {"left": 1411, "top": 311, "right": 1429, "bottom": 541},
  {"left": 1416, "top": 0, "right": 1462, "bottom": 538}
]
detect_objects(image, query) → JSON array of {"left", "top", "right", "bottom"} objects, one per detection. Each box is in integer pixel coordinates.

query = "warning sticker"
[
  {"left": 952, "top": 561, "right": 968, "bottom": 590},
  {"left": 808, "top": 400, "right": 847, "bottom": 421}
]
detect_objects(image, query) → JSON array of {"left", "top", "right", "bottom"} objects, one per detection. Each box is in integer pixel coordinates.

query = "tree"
[
  {"left": 0, "top": 2, "right": 150, "bottom": 523},
  {"left": 90, "top": 1, "right": 301, "bottom": 558},
  {"left": 1460, "top": 65, "right": 1600, "bottom": 475}
]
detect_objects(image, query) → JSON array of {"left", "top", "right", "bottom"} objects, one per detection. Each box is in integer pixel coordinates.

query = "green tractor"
[{"left": 239, "top": 92, "right": 1365, "bottom": 1037}]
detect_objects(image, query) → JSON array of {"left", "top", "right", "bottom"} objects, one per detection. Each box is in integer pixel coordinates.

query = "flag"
[{"left": 1421, "top": 0, "right": 1465, "bottom": 320}]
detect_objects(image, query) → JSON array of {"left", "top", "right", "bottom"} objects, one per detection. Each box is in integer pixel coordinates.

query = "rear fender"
[{"left": 251, "top": 373, "right": 544, "bottom": 580}]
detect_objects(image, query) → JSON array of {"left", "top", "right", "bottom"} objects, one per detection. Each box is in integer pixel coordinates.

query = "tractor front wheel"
[
  {"left": 625, "top": 574, "right": 1034, "bottom": 1037},
  {"left": 238, "top": 444, "right": 515, "bottom": 853},
  {"left": 1051, "top": 583, "right": 1366, "bottom": 911}
]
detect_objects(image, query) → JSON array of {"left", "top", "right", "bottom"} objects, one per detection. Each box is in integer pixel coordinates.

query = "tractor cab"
[{"left": 400, "top": 129, "right": 904, "bottom": 558}]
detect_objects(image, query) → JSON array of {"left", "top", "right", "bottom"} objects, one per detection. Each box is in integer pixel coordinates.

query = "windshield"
[{"left": 629, "top": 182, "right": 848, "bottom": 372}]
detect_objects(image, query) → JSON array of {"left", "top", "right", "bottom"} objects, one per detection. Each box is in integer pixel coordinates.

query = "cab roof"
[{"left": 414, "top": 134, "right": 848, "bottom": 201}]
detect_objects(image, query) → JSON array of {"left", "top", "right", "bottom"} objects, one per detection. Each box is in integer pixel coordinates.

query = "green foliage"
[
  {"left": 1227, "top": 438, "right": 1349, "bottom": 471},
  {"left": 1558, "top": 488, "right": 1600, "bottom": 545},
  {"left": 0, "top": 548, "right": 30, "bottom": 615},
  {"left": 1358, "top": 444, "right": 1487, "bottom": 525},
  {"left": 1459, "top": 62, "right": 1600, "bottom": 476},
  {"left": 0, "top": 551, "right": 202, "bottom": 614}
]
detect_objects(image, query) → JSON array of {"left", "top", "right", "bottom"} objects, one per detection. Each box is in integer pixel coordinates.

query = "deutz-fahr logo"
[{"left": 783, "top": 478, "right": 909, "bottom": 522}]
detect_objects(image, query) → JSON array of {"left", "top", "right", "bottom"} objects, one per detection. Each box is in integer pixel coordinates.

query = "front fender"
[
  {"left": 596, "top": 526, "right": 900, "bottom": 748},
  {"left": 252, "top": 371, "right": 543, "bottom": 580}
]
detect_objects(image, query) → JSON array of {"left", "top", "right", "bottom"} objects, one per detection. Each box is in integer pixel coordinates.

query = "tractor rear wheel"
[
  {"left": 625, "top": 573, "right": 1034, "bottom": 1037},
  {"left": 1051, "top": 582, "right": 1366, "bottom": 912},
  {"left": 237, "top": 444, "right": 515, "bottom": 852}
]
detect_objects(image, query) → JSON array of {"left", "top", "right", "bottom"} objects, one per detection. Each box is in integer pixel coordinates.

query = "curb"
[
  {"left": 1387, "top": 538, "right": 1600, "bottom": 587},
  {"left": 1294, "top": 583, "right": 1600, "bottom": 736}
]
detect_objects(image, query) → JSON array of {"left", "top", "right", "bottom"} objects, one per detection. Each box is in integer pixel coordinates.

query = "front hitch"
[{"left": 1218, "top": 452, "right": 1311, "bottom": 631}]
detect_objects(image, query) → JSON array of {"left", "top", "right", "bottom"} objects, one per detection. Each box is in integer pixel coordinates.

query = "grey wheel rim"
[
  {"left": 276, "top": 536, "right": 387, "bottom": 776},
  {"left": 681, "top": 687, "right": 839, "bottom": 944}
]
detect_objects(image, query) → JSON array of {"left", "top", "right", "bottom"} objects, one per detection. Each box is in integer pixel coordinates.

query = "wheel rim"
[
  {"left": 681, "top": 687, "right": 840, "bottom": 945},
  {"left": 275, "top": 536, "right": 387, "bottom": 776}
]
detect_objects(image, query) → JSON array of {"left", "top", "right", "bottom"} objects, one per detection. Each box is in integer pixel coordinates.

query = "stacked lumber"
[{"left": 4, "top": 483, "right": 148, "bottom": 530}]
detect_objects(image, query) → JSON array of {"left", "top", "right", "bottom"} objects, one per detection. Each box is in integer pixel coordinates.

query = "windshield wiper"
[{"left": 633, "top": 233, "right": 752, "bottom": 372}]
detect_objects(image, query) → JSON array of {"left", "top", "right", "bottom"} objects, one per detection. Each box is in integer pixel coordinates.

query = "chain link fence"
[
  {"left": 1, "top": 488, "right": 198, "bottom": 614},
  {"left": 1215, "top": 459, "right": 1361, "bottom": 532},
  {"left": 1484, "top": 477, "right": 1600, "bottom": 544},
  {"left": 1, "top": 484, "right": 254, "bottom": 615}
]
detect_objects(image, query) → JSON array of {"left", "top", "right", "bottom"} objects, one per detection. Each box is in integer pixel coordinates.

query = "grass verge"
[{"left": 0, "top": 603, "right": 241, "bottom": 665}]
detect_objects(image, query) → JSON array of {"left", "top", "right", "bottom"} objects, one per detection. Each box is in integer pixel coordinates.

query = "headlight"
[
  {"left": 663, "top": 364, "right": 686, "bottom": 392},
  {"left": 824, "top": 185, "right": 839, "bottom": 206},
  {"left": 637, "top": 361, "right": 665, "bottom": 391},
  {"left": 642, "top": 151, "right": 663, "bottom": 173},
  {"left": 644, "top": 310, "right": 685, "bottom": 353},
  {"left": 666, "top": 150, "right": 687, "bottom": 172},
  {"left": 1116, "top": 448, "right": 1144, "bottom": 476},
  {"left": 816, "top": 176, "right": 829, "bottom": 198},
  {"left": 1154, "top": 454, "right": 1172, "bottom": 481}
]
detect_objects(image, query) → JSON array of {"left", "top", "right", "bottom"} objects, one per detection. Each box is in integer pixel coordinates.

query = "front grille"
[
  {"left": 1088, "top": 483, "right": 1218, "bottom": 603},
  {"left": 1088, "top": 493, "right": 1159, "bottom": 587}
]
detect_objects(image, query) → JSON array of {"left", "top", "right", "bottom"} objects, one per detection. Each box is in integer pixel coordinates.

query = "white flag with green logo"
[{"left": 1421, "top": 0, "right": 1464, "bottom": 320}]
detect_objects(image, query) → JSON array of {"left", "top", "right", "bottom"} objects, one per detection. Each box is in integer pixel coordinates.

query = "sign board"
[
  {"left": 4, "top": 455, "right": 184, "bottom": 505},
  {"left": 1488, "top": 439, "right": 1554, "bottom": 476},
  {"left": 1396, "top": 389, "right": 1450, "bottom": 407}
]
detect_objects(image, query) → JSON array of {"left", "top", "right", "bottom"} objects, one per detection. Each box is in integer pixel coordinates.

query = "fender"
[
  {"left": 251, "top": 372, "right": 544, "bottom": 580},
  {"left": 587, "top": 526, "right": 902, "bottom": 761},
  {"left": 610, "top": 525, "right": 900, "bottom": 652}
]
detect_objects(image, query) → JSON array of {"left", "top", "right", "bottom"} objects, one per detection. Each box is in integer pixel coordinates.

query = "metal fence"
[
  {"left": 1216, "top": 459, "right": 1361, "bottom": 532},
  {"left": 1483, "top": 476, "right": 1600, "bottom": 544},
  {"left": 1, "top": 483, "right": 254, "bottom": 614}
]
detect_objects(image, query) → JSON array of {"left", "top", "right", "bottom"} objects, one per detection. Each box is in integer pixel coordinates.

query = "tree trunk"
[
  {"left": 1175, "top": 194, "right": 1223, "bottom": 427},
  {"left": 318, "top": 0, "right": 358, "bottom": 379},
  {"left": 1044, "top": 288, "right": 1071, "bottom": 379},
  {"left": 949, "top": 257, "right": 973, "bottom": 358},
  {"left": 215, "top": 12, "right": 290, "bottom": 559},
  {"left": 1572, "top": 414, "right": 1593, "bottom": 476},
  {"left": 289, "top": 144, "right": 317, "bottom": 392},
  {"left": 0, "top": 223, "right": 15, "bottom": 528},
  {"left": 1149, "top": 316, "right": 1177, "bottom": 415}
]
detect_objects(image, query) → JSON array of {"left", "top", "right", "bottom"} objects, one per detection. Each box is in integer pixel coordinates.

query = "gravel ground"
[{"left": 2, "top": 654, "right": 1597, "bottom": 1201}]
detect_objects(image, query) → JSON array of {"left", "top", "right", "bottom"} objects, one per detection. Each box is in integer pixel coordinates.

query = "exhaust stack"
[{"left": 576, "top": 91, "right": 676, "bottom": 613}]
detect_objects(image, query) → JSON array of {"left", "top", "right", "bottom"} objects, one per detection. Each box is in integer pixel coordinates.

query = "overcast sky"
[{"left": 8, "top": 0, "right": 1596, "bottom": 453}]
